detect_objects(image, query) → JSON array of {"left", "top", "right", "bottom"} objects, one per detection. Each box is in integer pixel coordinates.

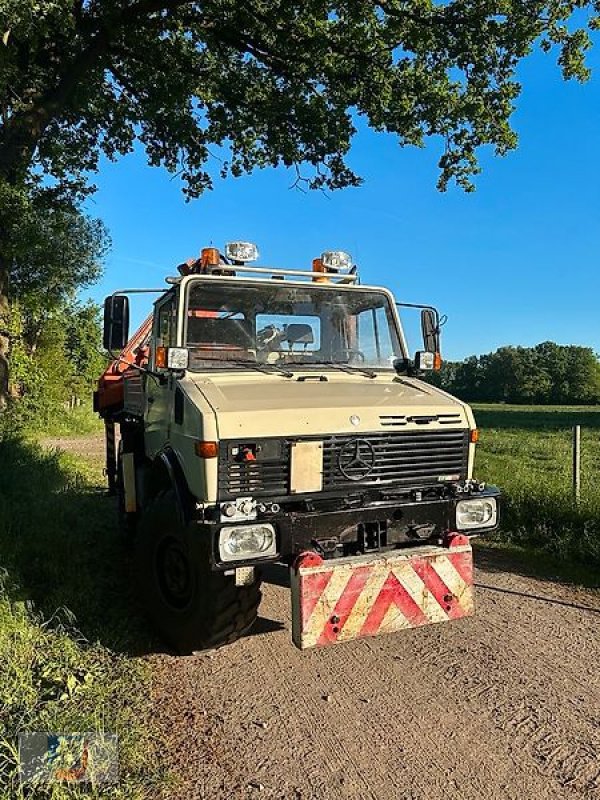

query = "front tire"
[{"left": 135, "top": 489, "right": 262, "bottom": 654}]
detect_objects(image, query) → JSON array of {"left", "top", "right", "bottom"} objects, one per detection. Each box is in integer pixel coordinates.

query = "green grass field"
[{"left": 473, "top": 404, "right": 600, "bottom": 565}]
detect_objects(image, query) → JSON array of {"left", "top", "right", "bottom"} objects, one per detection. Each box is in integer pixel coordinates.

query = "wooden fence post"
[{"left": 573, "top": 425, "right": 581, "bottom": 502}]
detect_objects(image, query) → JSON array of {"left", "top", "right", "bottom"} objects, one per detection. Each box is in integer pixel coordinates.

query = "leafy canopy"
[
  {"left": 1, "top": 0, "right": 598, "bottom": 199},
  {"left": 430, "top": 342, "right": 600, "bottom": 404},
  {"left": 2, "top": 185, "right": 108, "bottom": 305}
]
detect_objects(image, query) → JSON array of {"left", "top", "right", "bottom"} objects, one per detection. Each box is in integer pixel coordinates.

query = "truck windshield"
[{"left": 184, "top": 281, "right": 404, "bottom": 372}]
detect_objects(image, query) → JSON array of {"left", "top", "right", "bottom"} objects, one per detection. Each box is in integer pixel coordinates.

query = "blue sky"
[{"left": 85, "top": 45, "right": 600, "bottom": 362}]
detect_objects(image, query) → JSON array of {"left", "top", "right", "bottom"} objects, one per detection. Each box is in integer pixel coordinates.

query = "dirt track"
[
  {"left": 152, "top": 551, "right": 600, "bottom": 800},
  {"left": 45, "top": 435, "right": 600, "bottom": 799}
]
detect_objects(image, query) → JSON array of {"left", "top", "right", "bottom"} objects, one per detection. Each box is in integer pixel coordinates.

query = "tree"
[
  {"left": 452, "top": 355, "right": 484, "bottom": 401},
  {"left": 63, "top": 301, "right": 108, "bottom": 394},
  {"left": 5, "top": 297, "right": 106, "bottom": 429},
  {"left": 0, "top": 186, "right": 108, "bottom": 407},
  {"left": 437, "top": 343, "right": 600, "bottom": 404},
  {"left": 1, "top": 0, "right": 598, "bottom": 404}
]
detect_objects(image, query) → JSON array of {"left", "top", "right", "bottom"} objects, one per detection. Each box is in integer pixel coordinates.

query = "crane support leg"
[{"left": 104, "top": 419, "right": 117, "bottom": 495}]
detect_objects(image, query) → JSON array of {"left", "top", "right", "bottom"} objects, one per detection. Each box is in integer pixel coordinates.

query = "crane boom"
[{"left": 94, "top": 313, "right": 153, "bottom": 493}]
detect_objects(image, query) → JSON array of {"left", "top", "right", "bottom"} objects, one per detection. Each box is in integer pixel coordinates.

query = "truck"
[{"left": 95, "top": 243, "right": 500, "bottom": 653}]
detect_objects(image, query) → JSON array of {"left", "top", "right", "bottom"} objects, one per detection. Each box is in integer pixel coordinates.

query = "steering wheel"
[{"left": 333, "top": 348, "right": 366, "bottom": 364}]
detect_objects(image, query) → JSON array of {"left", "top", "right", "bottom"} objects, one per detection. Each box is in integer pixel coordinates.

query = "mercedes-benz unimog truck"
[{"left": 96, "top": 243, "right": 500, "bottom": 653}]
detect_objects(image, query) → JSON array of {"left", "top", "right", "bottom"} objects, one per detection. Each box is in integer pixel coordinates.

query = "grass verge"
[
  {"left": 0, "top": 436, "right": 162, "bottom": 798},
  {"left": 473, "top": 404, "right": 600, "bottom": 565},
  {"left": 1, "top": 403, "right": 103, "bottom": 438}
]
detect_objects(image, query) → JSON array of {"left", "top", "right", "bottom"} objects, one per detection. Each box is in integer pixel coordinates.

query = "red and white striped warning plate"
[{"left": 290, "top": 537, "right": 474, "bottom": 649}]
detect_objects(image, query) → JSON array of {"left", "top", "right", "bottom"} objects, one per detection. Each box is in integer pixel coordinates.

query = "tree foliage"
[
  {"left": 3, "top": 185, "right": 108, "bottom": 306},
  {"left": 0, "top": 186, "right": 108, "bottom": 424},
  {"left": 1, "top": 1, "right": 598, "bottom": 408},
  {"left": 1, "top": 0, "right": 599, "bottom": 199},
  {"left": 430, "top": 342, "right": 600, "bottom": 404},
  {"left": 6, "top": 298, "right": 107, "bottom": 428}
]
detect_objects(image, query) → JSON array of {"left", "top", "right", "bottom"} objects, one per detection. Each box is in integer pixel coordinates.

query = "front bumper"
[
  {"left": 291, "top": 536, "right": 475, "bottom": 649},
  {"left": 202, "top": 483, "right": 500, "bottom": 570}
]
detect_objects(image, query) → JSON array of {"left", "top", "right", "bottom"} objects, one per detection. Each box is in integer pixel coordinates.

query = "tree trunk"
[
  {"left": 0, "top": 117, "right": 40, "bottom": 413},
  {"left": 0, "top": 262, "right": 9, "bottom": 411}
]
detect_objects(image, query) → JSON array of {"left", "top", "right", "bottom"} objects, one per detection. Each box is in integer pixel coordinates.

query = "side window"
[
  {"left": 357, "top": 307, "right": 396, "bottom": 365},
  {"left": 156, "top": 299, "right": 176, "bottom": 348}
]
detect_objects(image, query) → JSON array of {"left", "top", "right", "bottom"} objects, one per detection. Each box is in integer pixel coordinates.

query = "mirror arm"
[
  {"left": 396, "top": 302, "right": 443, "bottom": 354},
  {"left": 109, "top": 352, "right": 168, "bottom": 386}
]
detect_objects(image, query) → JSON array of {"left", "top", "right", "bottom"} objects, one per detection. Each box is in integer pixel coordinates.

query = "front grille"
[
  {"left": 219, "top": 440, "right": 290, "bottom": 499},
  {"left": 322, "top": 429, "right": 469, "bottom": 489},
  {"left": 219, "top": 430, "right": 469, "bottom": 499}
]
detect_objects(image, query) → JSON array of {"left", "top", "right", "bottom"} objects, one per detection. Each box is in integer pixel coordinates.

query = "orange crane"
[{"left": 94, "top": 314, "right": 152, "bottom": 493}]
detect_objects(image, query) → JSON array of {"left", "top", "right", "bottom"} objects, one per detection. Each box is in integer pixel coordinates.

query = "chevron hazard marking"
[{"left": 291, "top": 543, "right": 474, "bottom": 650}]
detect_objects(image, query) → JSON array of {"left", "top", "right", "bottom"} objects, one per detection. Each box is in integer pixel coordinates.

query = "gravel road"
[
  {"left": 42, "top": 435, "right": 108, "bottom": 461},
  {"left": 152, "top": 550, "right": 600, "bottom": 800},
  {"left": 44, "top": 435, "right": 600, "bottom": 799}
]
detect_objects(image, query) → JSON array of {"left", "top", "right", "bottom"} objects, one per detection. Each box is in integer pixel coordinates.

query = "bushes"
[
  {"left": 0, "top": 583, "right": 155, "bottom": 799},
  {"left": 3, "top": 300, "right": 106, "bottom": 434}
]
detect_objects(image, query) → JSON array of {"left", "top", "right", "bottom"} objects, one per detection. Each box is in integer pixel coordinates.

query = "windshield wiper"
[
  {"left": 192, "top": 356, "right": 293, "bottom": 378},
  {"left": 285, "top": 359, "right": 377, "bottom": 379}
]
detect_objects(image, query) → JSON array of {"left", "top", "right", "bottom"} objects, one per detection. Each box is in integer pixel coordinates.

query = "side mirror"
[
  {"left": 103, "top": 295, "right": 130, "bottom": 351},
  {"left": 421, "top": 308, "right": 440, "bottom": 354}
]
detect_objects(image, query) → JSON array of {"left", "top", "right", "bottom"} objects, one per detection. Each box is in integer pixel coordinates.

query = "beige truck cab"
[{"left": 98, "top": 243, "right": 500, "bottom": 653}]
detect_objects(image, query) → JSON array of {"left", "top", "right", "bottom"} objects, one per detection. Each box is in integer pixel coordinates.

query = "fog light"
[
  {"left": 219, "top": 524, "right": 276, "bottom": 562},
  {"left": 456, "top": 498, "right": 497, "bottom": 530}
]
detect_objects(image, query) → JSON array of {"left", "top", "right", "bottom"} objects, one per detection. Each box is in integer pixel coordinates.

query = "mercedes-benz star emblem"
[{"left": 338, "top": 439, "right": 376, "bottom": 481}]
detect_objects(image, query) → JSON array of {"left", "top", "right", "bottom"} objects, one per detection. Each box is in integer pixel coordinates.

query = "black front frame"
[{"left": 202, "top": 485, "right": 501, "bottom": 570}]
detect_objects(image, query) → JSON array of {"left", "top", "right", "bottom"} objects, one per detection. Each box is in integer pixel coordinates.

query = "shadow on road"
[
  {"left": 247, "top": 616, "right": 286, "bottom": 637},
  {"left": 262, "top": 562, "right": 291, "bottom": 589},
  {"left": 0, "top": 435, "right": 157, "bottom": 656},
  {"left": 475, "top": 582, "right": 600, "bottom": 614},
  {"left": 474, "top": 542, "right": 600, "bottom": 590},
  {"left": 0, "top": 437, "right": 288, "bottom": 656}
]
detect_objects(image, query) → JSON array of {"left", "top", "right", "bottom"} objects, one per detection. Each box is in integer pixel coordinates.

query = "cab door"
[{"left": 145, "top": 292, "right": 176, "bottom": 457}]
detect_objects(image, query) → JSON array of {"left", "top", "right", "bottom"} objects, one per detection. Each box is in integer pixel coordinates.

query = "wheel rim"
[{"left": 156, "top": 537, "right": 193, "bottom": 610}]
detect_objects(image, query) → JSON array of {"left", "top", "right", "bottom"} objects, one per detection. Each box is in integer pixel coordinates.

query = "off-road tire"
[{"left": 135, "top": 489, "right": 262, "bottom": 654}]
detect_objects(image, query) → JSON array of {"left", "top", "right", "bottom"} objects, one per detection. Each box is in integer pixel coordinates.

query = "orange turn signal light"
[
  {"left": 155, "top": 346, "right": 167, "bottom": 368},
  {"left": 470, "top": 429, "right": 479, "bottom": 444},
  {"left": 195, "top": 441, "right": 219, "bottom": 459}
]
